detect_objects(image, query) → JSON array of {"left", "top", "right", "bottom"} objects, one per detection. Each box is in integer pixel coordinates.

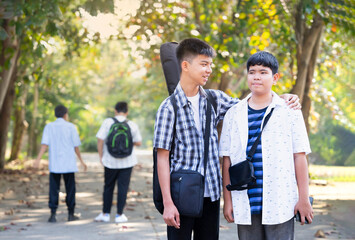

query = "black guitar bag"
[{"left": 160, "top": 42, "right": 181, "bottom": 96}]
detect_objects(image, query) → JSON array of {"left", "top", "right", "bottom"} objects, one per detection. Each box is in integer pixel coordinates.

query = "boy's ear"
[
  {"left": 273, "top": 73, "right": 280, "bottom": 85},
  {"left": 181, "top": 60, "right": 189, "bottom": 72}
]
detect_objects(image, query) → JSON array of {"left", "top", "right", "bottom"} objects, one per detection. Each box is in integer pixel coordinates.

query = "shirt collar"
[
  {"left": 115, "top": 115, "right": 127, "bottom": 121},
  {"left": 174, "top": 82, "right": 207, "bottom": 108},
  {"left": 242, "top": 91, "right": 284, "bottom": 108},
  {"left": 56, "top": 118, "right": 66, "bottom": 122}
]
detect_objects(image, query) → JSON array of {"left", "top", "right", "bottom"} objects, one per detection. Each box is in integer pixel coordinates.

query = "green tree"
[{"left": 0, "top": 0, "right": 113, "bottom": 169}]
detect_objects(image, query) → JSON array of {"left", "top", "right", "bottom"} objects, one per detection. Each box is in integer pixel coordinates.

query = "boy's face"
[
  {"left": 182, "top": 54, "right": 212, "bottom": 86},
  {"left": 247, "top": 65, "right": 279, "bottom": 96}
]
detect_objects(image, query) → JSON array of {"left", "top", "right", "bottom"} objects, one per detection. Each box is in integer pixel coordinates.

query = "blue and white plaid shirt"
[{"left": 154, "top": 83, "right": 239, "bottom": 201}]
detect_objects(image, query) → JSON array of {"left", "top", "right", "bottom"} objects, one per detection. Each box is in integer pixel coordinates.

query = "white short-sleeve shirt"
[
  {"left": 96, "top": 116, "right": 142, "bottom": 169},
  {"left": 41, "top": 118, "right": 81, "bottom": 173},
  {"left": 219, "top": 92, "right": 311, "bottom": 225}
]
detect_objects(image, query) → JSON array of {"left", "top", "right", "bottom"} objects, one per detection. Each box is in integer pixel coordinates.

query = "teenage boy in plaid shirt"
[{"left": 153, "top": 38, "right": 300, "bottom": 240}]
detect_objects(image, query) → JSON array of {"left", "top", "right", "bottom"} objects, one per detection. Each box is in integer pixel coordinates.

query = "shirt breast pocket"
[{"left": 175, "top": 121, "right": 195, "bottom": 143}]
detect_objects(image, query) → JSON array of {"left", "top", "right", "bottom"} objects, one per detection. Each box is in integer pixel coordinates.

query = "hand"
[
  {"left": 223, "top": 201, "right": 234, "bottom": 223},
  {"left": 163, "top": 202, "right": 180, "bottom": 229},
  {"left": 33, "top": 159, "right": 40, "bottom": 169},
  {"left": 280, "top": 94, "right": 301, "bottom": 110},
  {"left": 81, "top": 162, "right": 88, "bottom": 172},
  {"left": 294, "top": 198, "right": 313, "bottom": 225}
]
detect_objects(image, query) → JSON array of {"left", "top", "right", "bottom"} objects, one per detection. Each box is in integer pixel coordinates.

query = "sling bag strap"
[
  {"left": 246, "top": 108, "right": 274, "bottom": 161},
  {"left": 168, "top": 94, "right": 178, "bottom": 162},
  {"left": 169, "top": 91, "right": 213, "bottom": 177}
]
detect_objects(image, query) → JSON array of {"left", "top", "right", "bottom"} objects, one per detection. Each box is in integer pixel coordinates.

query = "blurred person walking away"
[
  {"left": 34, "top": 104, "right": 87, "bottom": 223},
  {"left": 94, "top": 101, "right": 142, "bottom": 223}
]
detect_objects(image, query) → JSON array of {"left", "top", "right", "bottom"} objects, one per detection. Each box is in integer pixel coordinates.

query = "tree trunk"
[
  {"left": 0, "top": 64, "right": 17, "bottom": 170},
  {"left": 0, "top": 20, "right": 19, "bottom": 113},
  {"left": 27, "top": 81, "right": 39, "bottom": 158},
  {"left": 302, "top": 28, "right": 323, "bottom": 133},
  {"left": 218, "top": 72, "right": 231, "bottom": 92},
  {"left": 291, "top": 13, "right": 323, "bottom": 102},
  {"left": 9, "top": 84, "right": 29, "bottom": 161}
]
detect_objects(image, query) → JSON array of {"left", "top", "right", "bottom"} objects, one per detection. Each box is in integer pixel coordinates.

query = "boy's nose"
[{"left": 254, "top": 74, "right": 261, "bottom": 79}]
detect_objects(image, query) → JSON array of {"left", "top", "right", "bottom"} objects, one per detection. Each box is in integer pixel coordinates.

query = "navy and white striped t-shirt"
[{"left": 247, "top": 105, "right": 267, "bottom": 215}]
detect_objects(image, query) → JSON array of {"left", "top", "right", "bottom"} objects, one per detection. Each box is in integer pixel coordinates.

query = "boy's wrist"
[{"left": 298, "top": 195, "right": 309, "bottom": 202}]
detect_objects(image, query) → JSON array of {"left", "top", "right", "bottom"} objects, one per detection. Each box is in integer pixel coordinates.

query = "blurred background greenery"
[{"left": 0, "top": 0, "right": 354, "bottom": 172}]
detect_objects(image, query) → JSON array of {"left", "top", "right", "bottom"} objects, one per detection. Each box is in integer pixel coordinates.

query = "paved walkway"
[{"left": 0, "top": 150, "right": 354, "bottom": 239}]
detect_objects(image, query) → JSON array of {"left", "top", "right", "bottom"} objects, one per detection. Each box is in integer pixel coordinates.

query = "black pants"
[
  {"left": 167, "top": 198, "right": 220, "bottom": 240},
  {"left": 103, "top": 167, "right": 133, "bottom": 214},
  {"left": 49, "top": 172, "right": 76, "bottom": 214}
]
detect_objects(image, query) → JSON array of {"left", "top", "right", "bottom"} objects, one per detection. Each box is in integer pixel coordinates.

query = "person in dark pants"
[
  {"left": 94, "top": 102, "right": 142, "bottom": 223},
  {"left": 34, "top": 105, "right": 87, "bottom": 222},
  {"left": 102, "top": 167, "right": 133, "bottom": 215}
]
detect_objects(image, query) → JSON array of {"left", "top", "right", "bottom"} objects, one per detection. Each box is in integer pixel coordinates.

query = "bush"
[
  {"left": 81, "top": 137, "right": 97, "bottom": 152},
  {"left": 345, "top": 150, "right": 355, "bottom": 166}
]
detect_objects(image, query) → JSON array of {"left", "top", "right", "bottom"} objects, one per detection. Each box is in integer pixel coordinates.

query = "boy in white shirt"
[
  {"left": 220, "top": 51, "right": 313, "bottom": 240},
  {"left": 94, "top": 102, "right": 142, "bottom": 223}
]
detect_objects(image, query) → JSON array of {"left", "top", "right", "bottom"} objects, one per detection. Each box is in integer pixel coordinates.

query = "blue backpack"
[{"left": 106, "top": 118, "right": 133, "bottom": 158}]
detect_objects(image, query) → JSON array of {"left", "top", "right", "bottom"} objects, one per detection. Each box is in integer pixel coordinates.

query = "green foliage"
[
  {"left": 2, "top": 0, "right": 354, "bottom": 166},
  {"left": 83, "top": 0, "right": 114, "bottom": 15},
  {"left": 310, "top": 120, "right": 355, "bottom": 166},
  {"left": 345, "top": 149, "right": 355, "bottom": 166},
  {"left": 81, "top": 136, "right": 97, "bottom": 152},
  {"left": 86, "top": 40, "right": 167, "bottom": 148}
]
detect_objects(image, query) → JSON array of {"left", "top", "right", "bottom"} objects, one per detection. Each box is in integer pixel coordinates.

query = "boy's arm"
[
  {"left": 157, "top": 148, "right": 180, "bottom": 229},
  {"left": 294, "top": 152, "right": 313, "bottom": 225},
  {"left": 132, "top": 122, "right": 142, "bottom": 146},
  {"left": 33, "top": 144, "right": 48, "bottom": 169},
  {"left": 210, "top": 90, "right": 239, "bottom": 123},
  {"left": 97, "top": 138, "right": 104, "bottom": 166},
  {"left": 222, "top": 156, "right": 234, "bottom": 223},
  {"left": 75, "top": 147, "right": 87, "bottom": 172}
]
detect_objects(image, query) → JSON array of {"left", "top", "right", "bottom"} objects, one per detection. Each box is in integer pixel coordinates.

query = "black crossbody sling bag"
[{"left": 226, "top": 108, "right": 274, "bottom": 191}]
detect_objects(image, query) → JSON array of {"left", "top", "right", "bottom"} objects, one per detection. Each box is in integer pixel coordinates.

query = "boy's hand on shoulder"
[
  {"left": 294, "top": 198, "right": 314, "bottom": 225},
  {"left": 280, "top": 94, "right": 301, "bottom": 110}
]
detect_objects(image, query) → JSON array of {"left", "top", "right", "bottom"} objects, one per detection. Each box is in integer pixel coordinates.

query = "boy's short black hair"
[
  {"left": 176, "top": 38, "right": 216, "bottom": 66},
  {"left": 115, "top": 102, "right": 128, "bottom": 113},
  {"left": 55, "top": 105, "right": 68, "bottom": 118},
  {"left": 247, "top": 51, "right": 279, "bottom": 75}
]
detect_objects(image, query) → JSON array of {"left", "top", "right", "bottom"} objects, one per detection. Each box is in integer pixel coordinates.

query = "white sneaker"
[
  {"left": 115, "top": 213, "right": 128, "bottom": 223},
  {"left": 94, "top": 213, "right": 110, "bottom": 222}
]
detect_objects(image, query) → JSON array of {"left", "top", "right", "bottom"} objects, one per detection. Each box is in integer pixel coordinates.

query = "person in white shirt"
[
  {"left": 34, "top": 105, "right": 87, "bottom": 223},
  {"left": 220, "top": 51, "right": 313, "bottom": 240},
  {"left": 94, "top": 102, "right": 142, "bottom": 223}
]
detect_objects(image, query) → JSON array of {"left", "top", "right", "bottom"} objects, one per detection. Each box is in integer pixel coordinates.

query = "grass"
[{"left": 309, "top": 165, "right": 355, "bottom": 182}]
